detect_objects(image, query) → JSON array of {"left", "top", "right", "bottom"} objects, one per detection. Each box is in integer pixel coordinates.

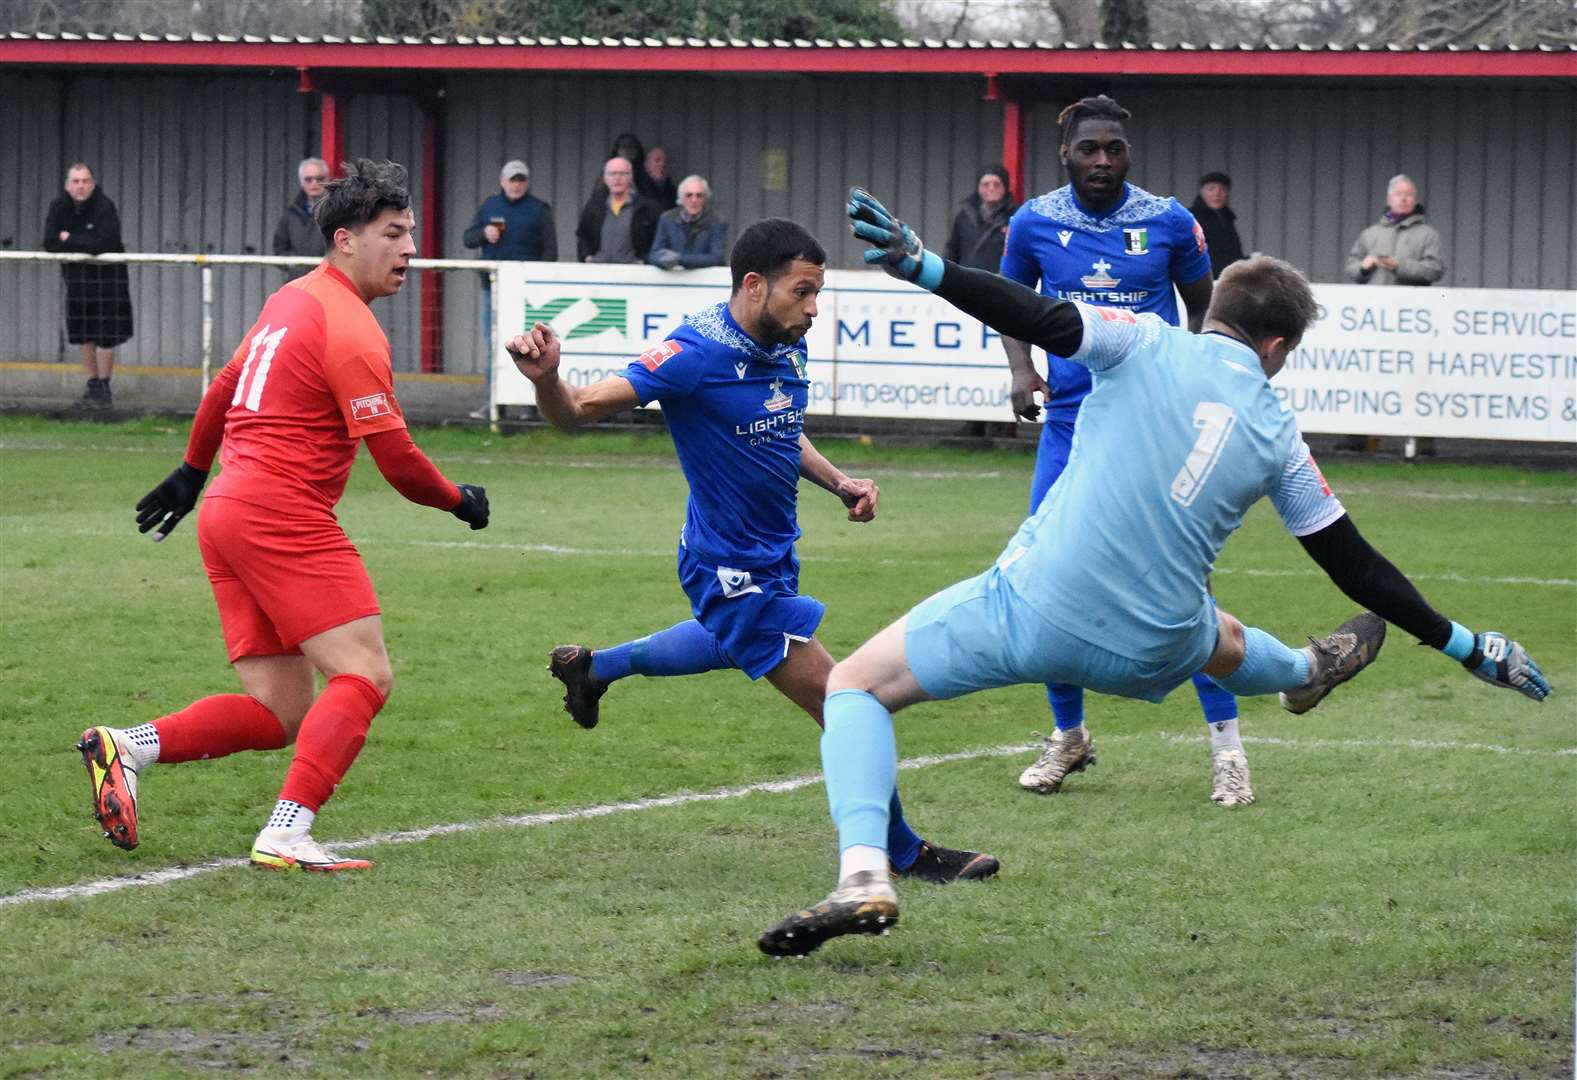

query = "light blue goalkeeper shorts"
[{"left": 903, "top": 565, "right": 1218, "bottom": 704}]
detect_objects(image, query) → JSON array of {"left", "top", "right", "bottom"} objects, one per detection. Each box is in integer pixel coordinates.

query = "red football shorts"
[{"left": 197, "top": 494, "right": 381, "bottom": 661}]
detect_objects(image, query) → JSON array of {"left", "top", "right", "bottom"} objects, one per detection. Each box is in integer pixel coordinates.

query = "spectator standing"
[
  {"left": 461, "top": 159, "right": 558, "bottom": 262},
  {"left": 461, "top": 159, "right": 559, "bottom": 419},
  {"left": 643, "top": 145, "right": 679, "bottom": 210},
  {"left": 272, "top": 157, "right": 330, "bottom": 262},
  {"left": 577, "top": 157, "right": 660, "bottom": 264},
  {"left": 1344, "top": 174, "right": 1445, "bottom": 286},
  {"left": 647, "top": 175, "right": 728, "bottom": 270},
  {"left": 942, "top": 164, "right": 1018, "bottom": 272},
  {"left": 1191, "top": 171, "right": 1246, "bottom": 278},
  {"left": 43, "top": 162, "right": 133, "bottom": 410},
  {"left": 1343, "top": 174, "right": 1445, "bottom": 454}
]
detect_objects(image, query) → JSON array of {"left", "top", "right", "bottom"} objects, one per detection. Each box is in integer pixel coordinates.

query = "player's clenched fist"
[
  {"left": 837, "top": 477, "right": 879, "bottom": 523},
  {"left": 506, "top": 321, "right": 560, "bottom": 382}
]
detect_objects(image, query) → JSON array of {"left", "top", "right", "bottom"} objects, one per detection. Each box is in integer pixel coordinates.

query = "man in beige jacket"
[{"left": 1345, "top": 174, "right": 1445, "bottom": 286}]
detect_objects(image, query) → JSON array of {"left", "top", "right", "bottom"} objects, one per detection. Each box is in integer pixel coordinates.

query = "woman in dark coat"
[
  {"left": 43, "top": 163, "right": 133, "bottom": 409},
  {"left": 943, "top": 164, "right": 1018, "bottom": 272}
]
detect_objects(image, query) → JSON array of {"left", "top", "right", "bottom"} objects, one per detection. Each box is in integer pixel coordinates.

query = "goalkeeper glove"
[
  {"left": 135, "top": 463, "right": 208, "bottom": 541},
  {"left": 451, "top": 483, "right": 490, "bottom": 530},
  {"left": 1459, "top": 630, "right": 1550, "bottom": 702},
  {"left": 847, "top": 188, "right": 944, "bottom": 289}
]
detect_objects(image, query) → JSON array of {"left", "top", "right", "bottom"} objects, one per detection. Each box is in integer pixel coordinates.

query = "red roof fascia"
[{"left": 1, "top": 39, "right": 1572, "bottom": 79}]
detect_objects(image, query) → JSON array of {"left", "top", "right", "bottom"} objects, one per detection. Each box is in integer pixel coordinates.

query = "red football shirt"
[{"left": 205, "top": 265, "right": 407, "bottom": 511}]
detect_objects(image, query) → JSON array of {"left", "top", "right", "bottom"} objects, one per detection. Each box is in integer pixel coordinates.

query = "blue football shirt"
[
  {"left": 994, "top": 305, "right": 1346, "bottom": 662},
  {"left": 1000, "top": 182, "right": 1212, "bottom": 420},
  {"left": 622, "top": 301, "right": 811, "bottom": 568}
]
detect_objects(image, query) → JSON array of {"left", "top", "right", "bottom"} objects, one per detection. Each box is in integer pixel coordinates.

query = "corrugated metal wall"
[
  {"left": 1, "top": 73, "right": 66, "bottom": 363},
  {"left": 3, "top": 69, "right": 1572, "bottom": 377},
  {"left": 0, "top": 71, "right": 317, "bottom": 367},
  {"left": 1022, "top": 82, "right": 1577, "bottom": 289}
]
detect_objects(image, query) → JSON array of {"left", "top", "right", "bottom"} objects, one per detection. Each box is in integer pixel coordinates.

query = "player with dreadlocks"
[{"left": 995, "top": 95, "right": 1244, "bottom": 805}]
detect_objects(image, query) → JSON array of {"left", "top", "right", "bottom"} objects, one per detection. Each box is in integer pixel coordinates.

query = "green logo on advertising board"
[{"left": 521, "top": 297, "right": 628, "bottom": 340}]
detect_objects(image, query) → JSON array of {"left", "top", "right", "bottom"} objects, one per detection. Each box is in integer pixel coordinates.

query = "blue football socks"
[
  {"left": 590, "top": 619, "right": 730, "bottom": 683},
  {"left": 1191, "top": 670, "right": 1239, "bottom": 724},
  {"left": 822, "top": 689, "right": 897, "bottom": 853},
  {"left": 1047, "top": 682, "right": 1085, "bottom": 732},
  {"left": 1213, "top": 627, "right": 1313, "bottom": 697},
  {"left": 886, "top": 790, "right": 923, "bottom": 871}
]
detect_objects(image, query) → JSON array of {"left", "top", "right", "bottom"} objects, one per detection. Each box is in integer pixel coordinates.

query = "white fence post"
[{"left": 200, "top": 262, "right": 214, "bottom": 392}]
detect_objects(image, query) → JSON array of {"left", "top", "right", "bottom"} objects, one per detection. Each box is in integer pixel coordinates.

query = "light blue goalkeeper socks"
[
  {"left": 1213, "top": 626, "right": 1312, "bottom": 697},
  {"left": 823, "top": 689, "right": 897, "bottom": 853}
]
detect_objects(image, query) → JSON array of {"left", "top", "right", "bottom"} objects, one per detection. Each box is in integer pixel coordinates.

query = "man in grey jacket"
[
  {"left": 1344, "top": 175, "right": 1445, "bottom": 286},
  {"left": 272, "top": 157, "right": 329, "bottom": 262}
]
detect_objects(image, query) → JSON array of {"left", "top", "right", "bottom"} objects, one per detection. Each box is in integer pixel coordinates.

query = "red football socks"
[
  {"left": 278, "top": 673, "right": 385, "bottom": 812},
  {"left": 153, "top": 694, "right": 288, "bottom": 763}
]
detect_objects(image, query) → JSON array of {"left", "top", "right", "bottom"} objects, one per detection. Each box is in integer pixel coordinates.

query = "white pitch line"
[
  {"left": 1164, "top": 732, "right": 1577, "bottom": 757},
  {"left": 4, "top": 732, "right": 1572, "bottom": 910},
  {"left": 0, "top": 742, "right": 1032, "bottom": 910},
  {"left": 11, "top": 525, "right": 1577, "bottom": 587},
  {"left": 2, "top": 440, "right": 1573, "bottom": 504},
  {"left": 1211, "top": 566, "right": 1577, "bottom": 588}
]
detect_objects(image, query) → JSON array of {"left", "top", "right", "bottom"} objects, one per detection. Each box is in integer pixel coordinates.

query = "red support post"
[
  {"left": 1002, "top": 97, "right": 1026, "bottom": 204},
  {"left": 418, "top": 92, "right": 444, "bottom": 374},
  {"left": 320, "top": 88, "right": 346, "bottom": 176}
]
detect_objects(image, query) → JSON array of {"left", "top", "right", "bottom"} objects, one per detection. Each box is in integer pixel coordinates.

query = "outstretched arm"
[
  {"left": 505, "top": 322, "right": 641, "bottom": 428},
  {"left": 1276, "top": 454, "right": 1551, "bottom": 704},
  {"left": 848, "top": 188, "right": 1087, "bottom": 360},
  {"left": 799, "top": 433, "right": 878, "bottom": 522}
]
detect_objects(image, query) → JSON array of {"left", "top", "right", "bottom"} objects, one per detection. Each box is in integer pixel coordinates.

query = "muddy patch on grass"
[
  {"left": 731, "top": 1001, "right": 854, "bottom": 1025},
  {"left": 357, "top": 1003, "right": 508, "bottom": 1025},
  {"left": 94, "top": 1027, "right": 289, "bottom": 1070},
  {"left": 496, "top": 970, "right": 580, "bottom": 989}
]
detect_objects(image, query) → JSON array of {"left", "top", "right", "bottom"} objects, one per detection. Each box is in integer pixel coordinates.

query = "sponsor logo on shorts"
[
  {"left": 640, "top": 340, "right": 683, "bottom": 371},
  {"left": 716, "top": 567, "right": 762, "bottom": 598},
  {"left": 1096, "top": 306, "right": 1138, "bottom": 324},
  {"left": 350, "top": 393, "right": 392, "bottom": 421}
]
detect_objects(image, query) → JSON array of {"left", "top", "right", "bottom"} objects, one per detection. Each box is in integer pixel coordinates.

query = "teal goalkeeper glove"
[
  {"left": 1460, "top": 631, "right": 1550, "bottom": 701},
  {"left": 847, "top": 188, "right": 944, "bottom": 289}
]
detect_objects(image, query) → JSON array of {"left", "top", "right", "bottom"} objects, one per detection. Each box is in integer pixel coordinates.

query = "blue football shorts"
[
  {"left": 677, "top": 544, "right": 825, "bottom": 680},
  {"left": 903, "top": 565, "right": 1218, "bottom": 704}
]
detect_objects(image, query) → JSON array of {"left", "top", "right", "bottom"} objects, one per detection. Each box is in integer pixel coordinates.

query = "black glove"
[
  {"left": 135, "top": 463, "right": 209, "bottom": 541},
  {"left": 451, "top": 483, "right": 490, "bottom": 530}
]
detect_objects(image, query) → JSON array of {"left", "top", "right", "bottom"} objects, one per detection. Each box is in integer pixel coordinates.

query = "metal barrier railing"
[{"left": 0, "top": 250, "right": 502, "bottom": 387}]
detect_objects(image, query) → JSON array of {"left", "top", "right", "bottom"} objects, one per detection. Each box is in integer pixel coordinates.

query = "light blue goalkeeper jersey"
[{"left": 994, "top": 306, "right": 1345, "bottom": 662}]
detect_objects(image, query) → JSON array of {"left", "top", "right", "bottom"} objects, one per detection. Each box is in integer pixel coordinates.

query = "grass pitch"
[{"left": 1, "top": 415, "right": 1573, "bottom": 1078}]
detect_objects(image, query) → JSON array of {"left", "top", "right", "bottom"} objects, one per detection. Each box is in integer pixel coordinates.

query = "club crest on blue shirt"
[
  {"left": 786, "top": 350, "right": 807, "bottom": 379},
  {"left": 764, "top": 377, "right": 794, "bottom": 412},
  {"left": 1123, "top": 228, "right": 1149, "bottom": 255},
  {"left": 1081, "top": 258, "right": 1121, "bottom": 289}
]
